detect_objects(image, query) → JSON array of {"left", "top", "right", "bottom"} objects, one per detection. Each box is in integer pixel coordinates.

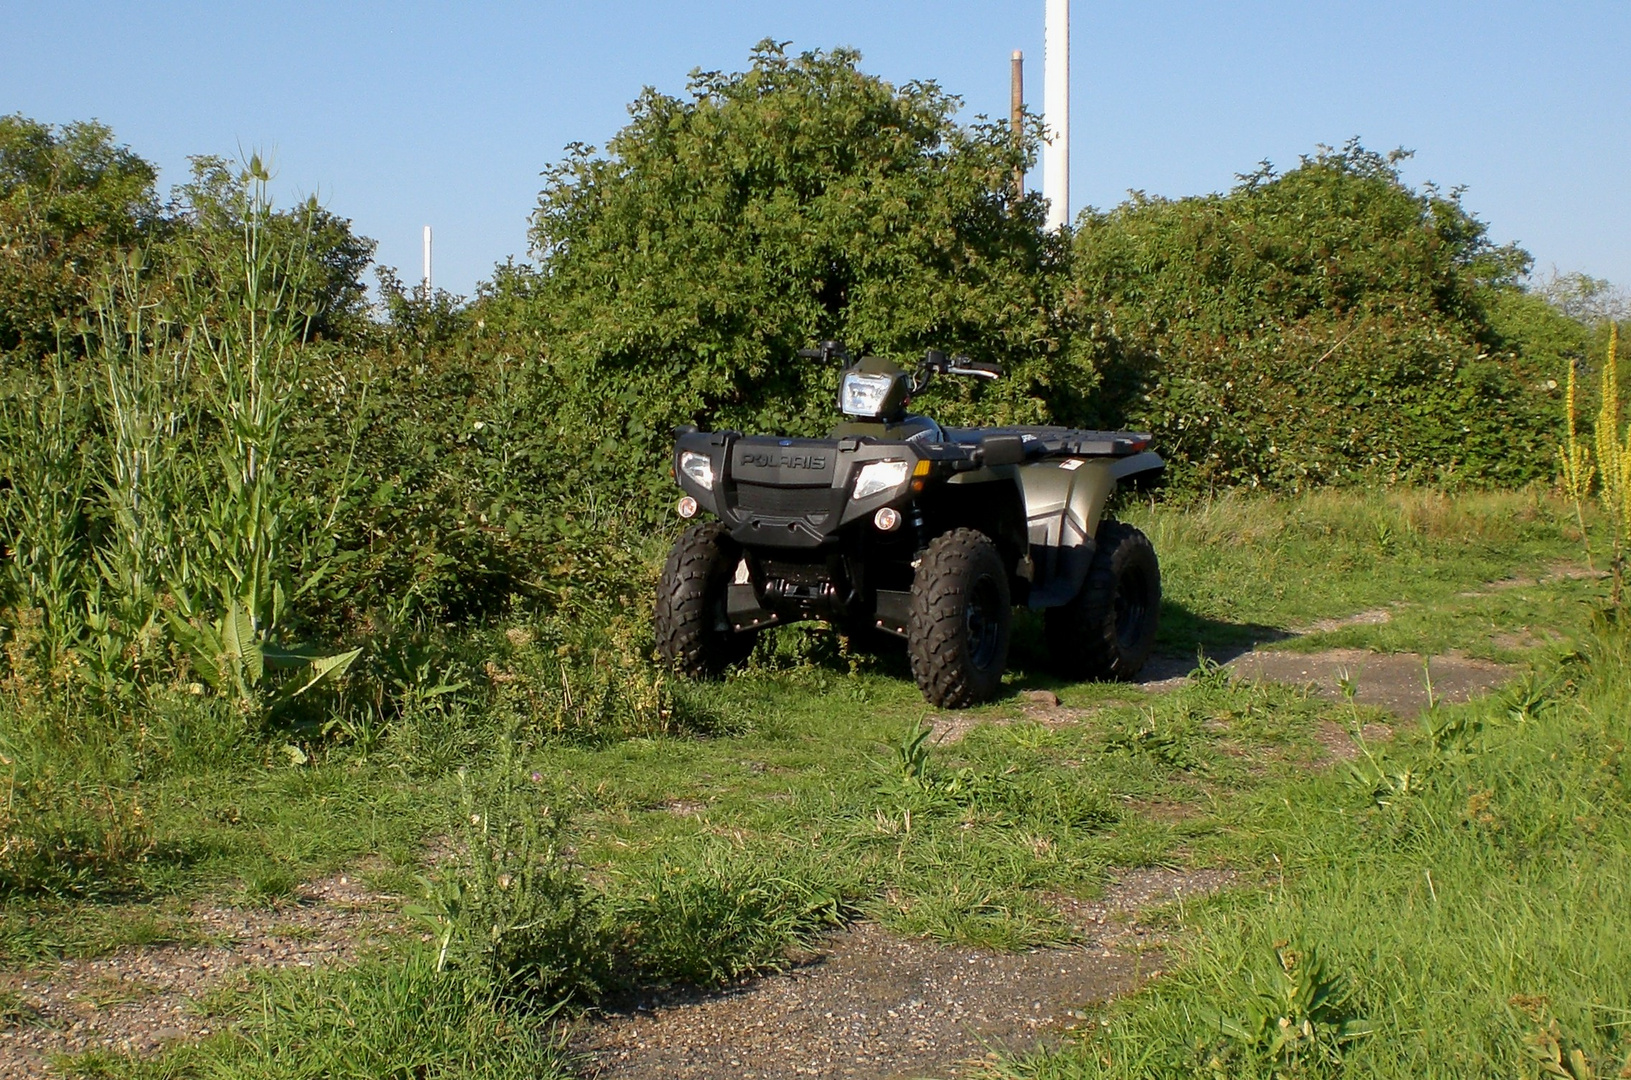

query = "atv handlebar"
[
  {"left": 796, "top": 341, "right": 1003, "bottom": 400},
  {"left": 946, "top": 357, "right": 1003, "bottom": 379},
  {"left": 797, "top": 340, "right": 851, "bottom": 363},
  {"left": 915, "top": 349, "right": 1003, "bottom": 393}
]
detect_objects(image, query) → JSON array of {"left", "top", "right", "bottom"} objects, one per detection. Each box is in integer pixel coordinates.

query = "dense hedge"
[
  {"left": 1069, "top": 142, "right": 1584, "bottom": 489},
  {"left": 472, "top": 62, "right": 1606, "bottom": 497},
  {"left": 1, "top": 50, "right": 1624, "bottom": 671}
]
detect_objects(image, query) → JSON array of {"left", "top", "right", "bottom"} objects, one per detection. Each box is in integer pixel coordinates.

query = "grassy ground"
[
  {"left": 2, "top": 488, "right": 1625, "bottom": 1078},
  {"left": 992, "top": 627, "right": 1631, "bottom": 1079}
]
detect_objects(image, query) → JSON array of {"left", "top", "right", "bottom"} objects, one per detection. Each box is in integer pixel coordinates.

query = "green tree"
[
  {"left": 0, "top": 115, "right": 159, "bottom": 357},
  {"left": 1072, "top": 141, "right": 1555, "bottom": 489},
  {"left": 482, "top": 41, "right": 1074, "bottom": 509},
  {"left": 169, "top": 155, "right": 377, "bottom": 343}
]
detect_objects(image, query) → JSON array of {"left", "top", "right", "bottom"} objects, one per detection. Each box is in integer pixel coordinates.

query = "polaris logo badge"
[{"left": 738, "top": 451, "right": 829, "bottom": 469}]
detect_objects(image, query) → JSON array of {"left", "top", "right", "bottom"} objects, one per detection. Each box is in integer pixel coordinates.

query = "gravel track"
[
  {"left": 572, "top": 869, "right": 1234, "bottom": 1080},
  {"left": 0, "top": 875, "right": 398, "bottom": 1078}
]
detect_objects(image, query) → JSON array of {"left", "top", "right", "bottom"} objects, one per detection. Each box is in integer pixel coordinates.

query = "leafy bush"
[
  {"left": 478, "top": 41, "right": 1076, "bottom": 512},
  {"left": 1072, "top": 141, "right": 1560, "bottom": 490}
]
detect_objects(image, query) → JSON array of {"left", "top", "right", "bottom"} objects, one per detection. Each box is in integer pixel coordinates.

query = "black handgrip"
[{"left": 798, "top": 339, "right": 847, "bottom": 361}]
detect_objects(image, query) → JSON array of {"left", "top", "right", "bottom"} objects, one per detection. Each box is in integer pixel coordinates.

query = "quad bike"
[{"left": 655, "top": 341, "right": 1164, "bottom": 707}]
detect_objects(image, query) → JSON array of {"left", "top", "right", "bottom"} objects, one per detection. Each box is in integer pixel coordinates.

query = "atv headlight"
[
  {"left": 853, "top": 459, "right": 910, "bottom": 501},
  {"left": 679, "top": 450, "right": 715, "bottom": 491},
  {"left": 840, "top": 372, "right": 895, "bottom": 418}
]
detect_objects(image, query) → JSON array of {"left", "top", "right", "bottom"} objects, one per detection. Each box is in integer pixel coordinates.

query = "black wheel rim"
[
  {"left": 1115, "top": 566, "right": 1151, "bottom": 650},
  {"left": 965, "top": 574, "right": 1004, "bottom": 670}
]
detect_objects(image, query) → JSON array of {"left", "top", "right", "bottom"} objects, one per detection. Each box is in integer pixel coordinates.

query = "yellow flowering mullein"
[
  {"left": 1559, "top": 341, "right": 1596, "bottom": 567},
  {"left": 1595, "top": 326, "right": 1630, "bottom": 604}
]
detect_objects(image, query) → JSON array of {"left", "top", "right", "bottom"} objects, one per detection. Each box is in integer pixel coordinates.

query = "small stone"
[{"left": 1023, "top": 689, "right": 1061, "bottom": 707}]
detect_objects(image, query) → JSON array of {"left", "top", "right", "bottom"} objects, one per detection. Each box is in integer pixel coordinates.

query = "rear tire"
[
  {"left": 907, "top": 529, "right": 1012, "bottom": 708},
  {"left": 1046, "top": 521, "right": 1160, "bottom": 681},
  {"left": 655, "top": 523, "right": 755, "bottom": 678}
]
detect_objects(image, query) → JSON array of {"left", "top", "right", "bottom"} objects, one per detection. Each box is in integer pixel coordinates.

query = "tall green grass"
[{"left": 73, "top": 955, "right": 577, "bottom": 1080}]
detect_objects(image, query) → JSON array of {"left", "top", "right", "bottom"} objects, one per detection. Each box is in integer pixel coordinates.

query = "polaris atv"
[{"left": 656, "top": 341, "right": 1165, "bottom": 708}]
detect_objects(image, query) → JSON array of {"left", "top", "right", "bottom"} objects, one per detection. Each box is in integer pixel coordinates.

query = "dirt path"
[
  {"left": 0, "top": 875, "right": 397, "bottom": 1079},
  {"left": 572, "top": 869, "right": 1233, "bottom": 1080},
  {"left": 1144, "top": 562, "right": 1607, "bottom": 716},
  {"left": 1132, "top": 607, "right": 1516, "bottom": 718},
  {"left": 1228, "top": 648, "right": 1511, "bottom": 716}
]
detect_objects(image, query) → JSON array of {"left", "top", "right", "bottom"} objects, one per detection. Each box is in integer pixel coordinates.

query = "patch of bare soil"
[
  {"left": 572, "top": 868, "right": 1232, "bottom": 1080},
  {"left": 1119, "top": 798, "right": 1204, "bottom": 823},
  {"left": 1301, "top": 608, "right": 1393, "bottom": 634},
  {"left": 1313, "top": 720, "right": 1396, "bottom": 762},
  {"left": 928, "top": 690, "right": 1104, "bottom": 746},
  {"left": 1491, "top": 628, "right": 1564, "bottom": 652},
  {"left": 1045, "top": 867, "right": 1237, "bottom": 949},
  {"left": 1229, "top": 649, "right": 1510, "bottom": 717},
  {"left": 1133, "top": 643, "right": 1263, "bottom": 693},
  {"left": 1459, "top": 564, "right": 1606, "bottom": 597},
  {"left": 0, "top": 875, "right": 400, "bottom": 1079}
]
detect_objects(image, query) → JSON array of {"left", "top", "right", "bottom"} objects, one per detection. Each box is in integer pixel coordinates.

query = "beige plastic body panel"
[{"left": 1017, "top": 458, "right": 1116, "bottom": 606}]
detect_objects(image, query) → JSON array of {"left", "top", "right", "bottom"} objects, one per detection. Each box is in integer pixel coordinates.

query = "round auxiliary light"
[
  {"left": 677, "top": 496, "right": 699, "bottom": 519},
  {"left": 873, "top": 506, "right": 902, "bottom": 532}
]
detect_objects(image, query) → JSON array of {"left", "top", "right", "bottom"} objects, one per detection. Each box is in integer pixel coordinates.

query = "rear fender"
[
  {"left": 1018, "top": 459, "right": 1116, "bottom": 608},
  {"left": 1110, "top": 450, "right": 1165, "bottom": 487}
]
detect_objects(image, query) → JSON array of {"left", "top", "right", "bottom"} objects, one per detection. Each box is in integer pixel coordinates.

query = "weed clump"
[
  {"left": 617, "top": 848, "right": 846, "bottom": 986},
  {"left": 410, "top": 752, "right": 607, "bottom": 1007},
  {"left": 0, "top": 771, "right": 154, "bottom": 901}
]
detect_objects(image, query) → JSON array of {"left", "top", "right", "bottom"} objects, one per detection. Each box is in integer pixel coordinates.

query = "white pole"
[
  {"left": 1044, "top": 0, "right": 1070, "bottom": 231},
  {"left": 422, "top": 225, "right": 433, "bottom": 295}
]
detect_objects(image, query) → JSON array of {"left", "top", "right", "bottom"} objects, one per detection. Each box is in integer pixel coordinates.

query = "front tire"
[
  {"left": 655, "top": 523, "right": 754, "bottom": 678},
  {"left": 1046, "top": 521, "right": 1160, "bottom": 681},
  {"left": 907, "top": 528, "right": 1012, "bottom": 708}
]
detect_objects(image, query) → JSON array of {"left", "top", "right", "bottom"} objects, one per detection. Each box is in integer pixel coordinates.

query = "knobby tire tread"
[
  {"left": 655, "top": 522, "right": 749, "bottom": 678},
  {"left": 907, "top": 528, "right": 1011, "bottom": 709},
  {"left": 1047, "top": 520, "right": 1160, "bottom": 681}
]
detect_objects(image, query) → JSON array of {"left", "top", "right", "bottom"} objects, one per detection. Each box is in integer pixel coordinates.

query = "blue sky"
[{"left": 5, "top": 1, "right": 1628, "bottom": 298}]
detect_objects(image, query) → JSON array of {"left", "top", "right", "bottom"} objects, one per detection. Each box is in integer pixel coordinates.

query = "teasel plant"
[
  {"left": 2, "top": 154, "right": 360, "bottom": 710},
  {"left": 80, "top": 247, "right": 197, "bottom": 702},
  {"left": 160, "top": 154, "right": 359, "bottom": 711},
  {"left": 0, "top": 363, "right": 93, "bottom": 683}
]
